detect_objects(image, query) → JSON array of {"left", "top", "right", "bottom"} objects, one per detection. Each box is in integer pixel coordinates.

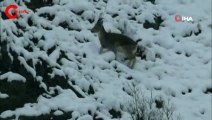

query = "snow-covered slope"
[{"left": 0, "top": 0, "right": 211, "bottom": 120}]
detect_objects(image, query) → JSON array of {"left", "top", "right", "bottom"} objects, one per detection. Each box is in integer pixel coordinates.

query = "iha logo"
[
  {"left": 5, "top": 4, "right": 31, "bottom": 19},
  {"left": 175, "top": 15, "right": 193, "bottom": 22}
]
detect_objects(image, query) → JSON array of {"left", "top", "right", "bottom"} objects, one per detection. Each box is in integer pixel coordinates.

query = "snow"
[
  {"left": 1, "top": 89, "right": 97, "bottom": 119},
  {"left": 0, "top": 72, "right": 26, "bottom": 82},
  {"left": 0, "top": 0, "right": 211, "bottom": 120},
  {"left": 53, "top": 110, "right": 63, "bottom": 116},
  {"left": 18, "top": 56, "right": 36, "bottom": 78},
  {"left": 0, "top": 92, "right": 9, "bottom": 99}
]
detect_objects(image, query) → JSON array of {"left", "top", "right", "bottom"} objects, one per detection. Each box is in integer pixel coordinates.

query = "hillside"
[{"left": 0, "top": 0, "right": 211, "bottom": 120}]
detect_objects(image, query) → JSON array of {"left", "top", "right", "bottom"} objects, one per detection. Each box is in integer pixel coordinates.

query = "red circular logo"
[
  {"left": 175, "top": 15, "right": 182, "bottom": 22},
  {"left": 5, "top": 4, "right": 18, "bottom": 19}
]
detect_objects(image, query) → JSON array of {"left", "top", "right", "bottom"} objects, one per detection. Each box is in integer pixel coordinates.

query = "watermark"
[
  {"left": 5, "top": 4, "right": 31, "bottom": 19},
  {"left": 175, "top": 15, "right": 193, "bottom": 22}
]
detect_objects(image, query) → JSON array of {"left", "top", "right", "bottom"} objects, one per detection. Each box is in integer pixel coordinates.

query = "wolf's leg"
[{"left": 126, "top": 56, "right": 136, "bottom": 69}]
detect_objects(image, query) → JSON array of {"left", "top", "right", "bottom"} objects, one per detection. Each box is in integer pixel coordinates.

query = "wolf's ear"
[
  {"left": 97, "top": 12, "right": 104, "bottom": 23},
  {"left": 99, "top": 12, "right": 104, "bottom": 19},
  {"left": 96, "top": 17, "right": 103, "bottom": 25}
]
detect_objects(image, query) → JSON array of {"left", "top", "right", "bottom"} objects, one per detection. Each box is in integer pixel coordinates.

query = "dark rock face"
[
  {"left": 0, "top": 3, "right": 85, "bottom": 117},
  {"left": 25, "top": 0, "right": 53, "bottom": 11},
  {"left": 0, "top": 40, "right": 84, "bottom": 114},
  {"left": 19, "top": 111, "right": 73, "bottom": 120},
  {"left": 0, "top": 41, "right": 45, "bottom": 113},
  {"left": 0, "top": 80, "right": 44, "bottom": 113}
]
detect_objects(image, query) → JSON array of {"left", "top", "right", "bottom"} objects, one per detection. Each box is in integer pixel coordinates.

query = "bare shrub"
[{"left": 125, "top": 84, "right": 182, "bottom": 120}]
